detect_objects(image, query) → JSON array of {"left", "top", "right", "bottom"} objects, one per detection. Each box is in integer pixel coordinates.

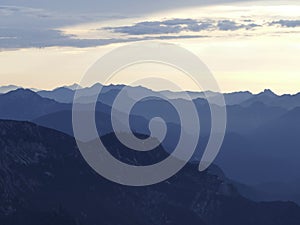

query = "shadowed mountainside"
[{"left": 1, "top": 120, "right": 300, "bottom": 225}]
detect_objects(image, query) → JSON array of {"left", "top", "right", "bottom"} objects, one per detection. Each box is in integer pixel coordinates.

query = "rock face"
[{"left": 0, "top": 120, "right": 300, "bottom": 225}]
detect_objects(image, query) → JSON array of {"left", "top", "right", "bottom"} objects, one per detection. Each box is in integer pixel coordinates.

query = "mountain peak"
[
  {"left": 63, "top": 83, "right": 82, "bottom": 90},
  {"left": 52, "top": 86, "right": 73, "bottom": 92},
  {"left": 91, "top": 83, "right": 103, "bottom": 88},
  {"left": 5, "top": 88, "right": 37, "bottom": 97},
  {"left": 0, "top": 89, "right": 48, "bottom": 105},
  {"left": 258, "top": 89, "right": 277, "bottom": 97}
]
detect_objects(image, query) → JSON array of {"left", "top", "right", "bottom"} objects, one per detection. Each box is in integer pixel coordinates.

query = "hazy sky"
[{"left": 0, "top": 0, "right": 299, "bottom": 94}]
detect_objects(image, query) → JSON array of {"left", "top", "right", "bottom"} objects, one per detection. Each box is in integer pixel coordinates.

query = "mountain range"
[{"left": 1, "top": 83, "right": 300, "bottom": 210}]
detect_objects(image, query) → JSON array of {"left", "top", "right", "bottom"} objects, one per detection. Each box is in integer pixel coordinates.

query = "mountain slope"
[
  {"left": 0, "top": 89, "right": 69, "bottom": 120},
  {"left": 37, "top": 87, "right": 75, "bottom": 103},
  {"left": 1, "top": 120, "right": 300, "bottom": 225}
]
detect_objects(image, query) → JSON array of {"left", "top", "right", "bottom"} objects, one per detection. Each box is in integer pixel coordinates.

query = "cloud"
[
  {"left": 0, "top": 0, "right": 257, "bottom": 16},
  {"left": 0, "top": 26, "right": 205, "bottom": 49},
  {"left": 109, "top": 21, "right": 183, "bottom": 35},
  {"left": 217, "top": 20, "right": 260, "bottom": 31},
  {"left": 107, "top": 18, "right": 259, "bottom": 35},
  {"left": 161, "top": 18, "right": 197, "bottom": 26},
  {"left": 0, "top": 5, "right": 129, "bottom": 49},
  {"left": 0, "top": 3, "right": 294, "bottom": 50},
  {"left": 187, "top": 22, "right": 213, "bottom": 32},
  {"left": 217, "top": 20, "right": 243, "bottom": 31},
  {"left": 0, "top": 5, "right": 120, "bottom": 30},
  {"left": 106, "top": 19, "right": 211, "bottom": 35},
  {"left": 0, "top": 16, "right": 263, "bottom": 49},
  {"left": 0, "top": 5, "right": 43, "bottom": 15},
  {"left": 270, "top": 20, "right": 300, "bottom": 28},
  {"left": 106, "top": 18, "right": 215, "bottom": 35},
  {"left": 0, "top": 27, "right": 124, "bottom": 48}
]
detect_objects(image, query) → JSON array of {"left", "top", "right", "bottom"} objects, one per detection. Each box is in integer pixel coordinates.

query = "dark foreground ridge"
[{"left": 0, "top": 120, "right": 300, "bottom": 225}]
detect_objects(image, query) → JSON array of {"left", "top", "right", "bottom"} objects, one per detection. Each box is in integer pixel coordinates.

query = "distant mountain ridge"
[
  {"left": 0, "top": 89, "right": 69, "bottom": 120},
  {"left": 0, "top": 85, "right": 21, "bottom": 94},
  {"left": 0, "top": 85, "right": 40, "bottom": 94},
  {"left": 36, "top": 84, "right": 300, "bottom": 109},
  {"left": 35, "top": 83, "right": 255, "bottom": 105},
  {"left": 2, "top": 83, "right": 300, "bottom": 109}
]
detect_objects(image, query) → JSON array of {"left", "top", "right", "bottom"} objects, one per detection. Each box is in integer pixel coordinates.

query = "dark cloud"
[
  {"left": 106, "top": 18, "right": 215, "bottom": 35},
  {"left": 0, "top": 26, "right": 204, "bottom": 49},
  {"left": 0, "top": 17, "right": 263, "bottom": 49},
  {"left": 0, "top": 1, "right": 288, "bottom": 49},
  {"left": 0, "top": 5, "right": 41, "bottom": 14},
  {"left": 161, "top": 18, "right": 197, "bottom": 26},
  {"left": 217, "top": 20, "right": 243, "bottom": 31},
  {"left": 217, "top": 20, "right": 260, "bottom": 31},
  {"left": 154, "top": 34, "right": 206, "bottom": 40},
  {"left": 270, "top": 20, "right": 300, "bottom": 28},
  {"left": 0, "top": 0, "right": 257, "bottom": 16},
  {"left": 246, "top": 23, "right": 261, "bottom": 29},
  {"left": 0, "top": 5, "right": 121, "bottom": 30},
  {"left": 0, "top": 27, "right": 127, "bottom": 48},
  {"left": 187, "top": 22, "right": 213, "bottom": 32},
  {"left": 0, "top": 5, "right": 128, "bottom": 49},
  {"left": 110, "top": 21, "right": 183, "bottom": 35},
  {"left": 0, "top": 3, "right": 292, "bottom": 50},
  {"left": 107, "top": 18, "right": 260, "bottom": 35}
]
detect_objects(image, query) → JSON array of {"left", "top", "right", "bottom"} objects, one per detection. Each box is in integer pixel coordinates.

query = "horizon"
[{"left": 0, "top": 82, "right": 298, "bottom": 96}]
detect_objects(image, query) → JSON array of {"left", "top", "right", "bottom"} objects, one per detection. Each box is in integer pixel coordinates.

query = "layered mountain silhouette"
[
  {"left": 0, "top": 85, "right": 21, "bottom": 94},
  {"left": 0, "top": 89, "right": 69, "bottom": 120},
  {"left": 1, "top": 83, "right": 300, "bottom": 207},
  {"left": 36, "top": 84, "right": 254, "bottom": 105},
  {"left": 1, "top": 120, "right": 300, "bottom": 225},
  {"left": 241, "top": 89, "right": 300, "bottom": 109}
]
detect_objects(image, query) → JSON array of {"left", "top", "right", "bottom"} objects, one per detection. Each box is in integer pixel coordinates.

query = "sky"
[{"left": 0, "top": 0, "right": 299, "bottom": 94}]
